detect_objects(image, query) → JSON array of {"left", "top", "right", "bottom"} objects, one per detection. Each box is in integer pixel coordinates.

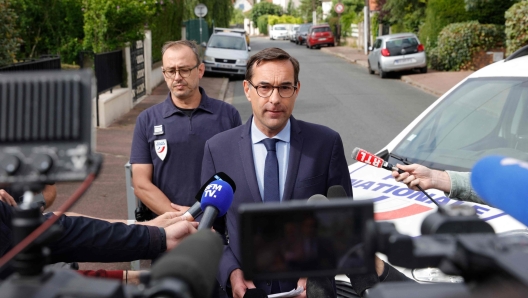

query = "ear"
[
  {"left": 296, "top": 81, "right": 301, "bottom": 94},
  {"left": 198, "top": 63, "right": 205, "bottom": 79},
  {"left": 243, "top": 80, "right": 251, "bottom": 102}
]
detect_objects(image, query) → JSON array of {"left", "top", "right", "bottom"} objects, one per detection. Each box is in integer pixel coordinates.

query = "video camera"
[
  {"left": 0, "top": 70, "right": 223, "bottom": 298},
  {"left": 240, "top": 199, "right": 528, "bottom": 297}
]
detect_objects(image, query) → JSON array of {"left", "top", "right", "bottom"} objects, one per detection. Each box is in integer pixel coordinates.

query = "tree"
[
  {"left": 231, "top": 8, "right": 245, "bottom": 26},
  {"left": 0, "top": 0, "right": 21, "bottom": 67},
  {"left": 378, "top": 0, "right": 427, "bottom": 34},
  {"left": 464, "top": 0, "right": 519, "bottom": 25},
  {"left": 298, "top": 0, "right": 322, "bottom": 22},
  {"left": 250, "top": 2, "right": 283, "bottom": 26}
]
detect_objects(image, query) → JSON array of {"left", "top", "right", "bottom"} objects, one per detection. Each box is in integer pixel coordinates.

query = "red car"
[{"left": 306, "top": 24, "right": 335, "bottom": 49}]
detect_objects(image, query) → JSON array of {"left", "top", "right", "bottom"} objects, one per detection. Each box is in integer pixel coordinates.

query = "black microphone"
[
  {"left": 197, "top": 180, "right": 234, "bottom": 230},
  {"left": 182, "top": 172, "right": 236, "bottom": 221},
  {"left": 307, "top": 194, "right": 328, "bottom": 203},
  {"left": 149, "top": 230, "right": 224, "bottom": 298},
  {"left": 327, "top": 185, "right": 347, "bottom": 199}
]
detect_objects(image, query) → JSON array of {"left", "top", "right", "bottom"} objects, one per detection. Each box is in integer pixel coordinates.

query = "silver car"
[
  {"left": 367, "top": 33, "right": 427, "bottom": 78},
  {"left": 203, "top": 32, "right": 249, "bottom": 77}
]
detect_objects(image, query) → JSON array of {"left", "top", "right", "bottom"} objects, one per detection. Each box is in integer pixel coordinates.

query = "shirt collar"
[
  {"left": 163, "top": 86, "right": 214, "bottom": 118},
  {"left": 251, "top": 118, "right": 291, "bottom": 144}
]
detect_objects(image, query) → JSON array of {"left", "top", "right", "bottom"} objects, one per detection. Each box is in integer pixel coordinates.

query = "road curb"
[
  {"left": 400, "top": 76, "right": 443, "bottom": 97},
  {"left": 218, "top": 78, "right": 229, "bottom": 101}
]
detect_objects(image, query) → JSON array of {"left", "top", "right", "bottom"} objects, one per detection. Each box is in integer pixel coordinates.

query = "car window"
[
  {"left": 385, "top": 37, "right": 419, "bottom": 56},
  {"left": 374, "top": 39, "right": 382, "bottom": 49},
  {"left": 208, "top": 35, "right": 246, "bottom": 50},
  {"left": 313, "top": 27, "right": 330, "bottom": 33},
  {"left": 391, "top": 78, "right": 528, "bottom": 171},
  {"left": 274, "top": 26, "right": 287, "bottom": 31}
]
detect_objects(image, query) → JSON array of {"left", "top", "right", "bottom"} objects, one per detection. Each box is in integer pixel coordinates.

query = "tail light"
[
  {"left": 381, "top": 49, "right": 390, "bottom": 56},
  {"left": 417, "top": 44, "right": 425, "bottom": 52}
]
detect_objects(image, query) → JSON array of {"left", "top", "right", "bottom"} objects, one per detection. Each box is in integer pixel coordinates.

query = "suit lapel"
[
  {"left": 239, "top": 117, "right": 263, "bottom": 203},
  {"left": 283, "top": 117, "right": 303, "bottom": 201}
]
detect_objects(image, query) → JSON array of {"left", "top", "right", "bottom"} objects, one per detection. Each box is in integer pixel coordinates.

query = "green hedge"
[
  {"left": 505, "top": 1, "right": 528, "bottom": 56},
  {"left": 149, "top": 0, "right": 184, "bottom": 63},
  {"left": 428, "top": 21, "right": 504, "bottom": 71},
  {"left": 257, "top": 15, "right": 269, "bottom": 35},
  {"left": 0, "top": 0, "right": 20, "bottom": 67},
  {"left": 419, "top": 0, "right": 470, "bottom": 48}
]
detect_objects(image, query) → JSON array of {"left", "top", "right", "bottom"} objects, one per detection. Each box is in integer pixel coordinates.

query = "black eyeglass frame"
[
  {"left": 246, "top": 80, "right": 298, "bottom": 98},
  {"left": 162, "top": 63, "right": 200, "bottom": 79}
]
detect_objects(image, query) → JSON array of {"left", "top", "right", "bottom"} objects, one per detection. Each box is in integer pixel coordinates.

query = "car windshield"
[
  {"left": 208, "top": 35, "right": 246, "bottom": 50},
  {"left": 313, "top": 27, "right": 330, "bottom": 33},
  {"left": 386, "top": 37, "right": 419, "bottom": 56},
  {"left": 391, "top": 77, "right": 528, "bottom": 171},
  {"left": 274, "top": 26, "right": 286, "bottom": 31}
]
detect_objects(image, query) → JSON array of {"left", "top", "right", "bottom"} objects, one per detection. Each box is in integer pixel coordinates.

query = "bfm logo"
[{"left": 204, "top": 183, "right": 223, "bottom": 198}]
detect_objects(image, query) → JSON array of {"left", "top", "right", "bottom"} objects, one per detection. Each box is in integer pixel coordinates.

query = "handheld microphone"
[
  {"left": 351, "top": 147, "right": 440, "bottom": 207},
  {"left": 327, "top": 185, "right": 347, "bottom": 199},
  {"left": 149, "top": 230, "right": 224, "bottom": 298},
  {"left": 471, "top": 155, "right": 528, "bottom": 227},
  {"left": 198, "top": 180, "right": 234, "bottom": 230},
  {"left": 307, "top": 194, "right": 328, "bottom": 203},
  {"left": 182, "top": 172, "right": 236, "bottom": 221}
]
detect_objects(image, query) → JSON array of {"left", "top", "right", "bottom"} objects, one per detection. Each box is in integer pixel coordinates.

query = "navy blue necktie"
[{"left": 262, "top": 138, "right": 280, "bottom": 202}]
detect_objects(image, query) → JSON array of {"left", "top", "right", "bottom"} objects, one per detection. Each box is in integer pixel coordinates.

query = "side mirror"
[
  {"left": 201, "top": 42, "right": 207, "bottom": 48},
  {"left": 368, "top": 46, "right": 373, "bottom": 51},
  {"left": 248, "top": 46, "right": 251, "bottom": 52}
]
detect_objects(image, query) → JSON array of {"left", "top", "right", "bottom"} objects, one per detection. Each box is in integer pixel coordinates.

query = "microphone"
[
  {"left": 351, "top": 147, "right": 440, "bottom": 207},
  {"left": 182, "top": 172, "right": 236, "bottom": 221},
  {"left": 307, "top": 194, "right": 328, "bottom": 203},
  {"left": 198, "top": 180, "right": 234, "bottom": 230},
  {"left": 471, "top": 155, "right": 528, "bottom": 227},
  {"left": 149, "top": 229, "right": 224, "bottom": 298},
  {"left": 327, "top": 185, "right": 347, "bottom": 199}
]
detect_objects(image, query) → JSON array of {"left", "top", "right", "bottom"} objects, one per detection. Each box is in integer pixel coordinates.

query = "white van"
[{"left": 270, "top": 24, "right": 290, "bottom": 40}]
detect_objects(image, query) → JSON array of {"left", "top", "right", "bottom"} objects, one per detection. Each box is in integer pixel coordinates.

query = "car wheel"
[
  {"left": 420, "top": 66, "right": 428, "bottom": 74},
  {"left": 330, "top": 43, "right": 335, "bottom": 47},
  {"left": 379, "top": 64, "right": 388, "bottom": 79},
  {"left": 368, "top": 62, "right": 374, "bottom": 75}
]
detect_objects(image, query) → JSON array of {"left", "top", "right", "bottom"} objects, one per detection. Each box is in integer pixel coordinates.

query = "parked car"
[
  {"left": 203, "top": 32, "right": 249, "bottom": 77},
  {"left": 349, "top": 47, "right": 528, "bottom": 282},
  {"left": 270, "top": 24, "right": 290, "bottom": 40},
  {"left": 367, "top": 33, "right": 427, "bottom": 78},
  {"left": 306, "top": 24, "right": 335, "bottom": 49},
  {"left": 289, "top": 24, "right": 300, "bottom": 42},
  {"left": 295, "top": 23, "right": 312, "bottom": 45},
  {"left": 213, "top": 27, "right": 250, "bottom": 48}
]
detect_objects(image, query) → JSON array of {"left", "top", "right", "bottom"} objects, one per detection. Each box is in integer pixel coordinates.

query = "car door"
[{"left": 369, "top": 38, "right": 382, "bottom": 70}]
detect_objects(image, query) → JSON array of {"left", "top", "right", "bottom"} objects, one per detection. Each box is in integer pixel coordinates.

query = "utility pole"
[
  {"left": 312, "top": 0, "right": 317, "bottom": 25},
  {"left": 364, "top": 0, "right": 370, "bottom": 54}
]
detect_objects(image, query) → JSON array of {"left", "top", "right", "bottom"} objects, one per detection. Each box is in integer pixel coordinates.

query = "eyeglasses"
[
  {"left": 162, "top": 64, "right": 199, "bottom": 79},
  {"left": 247, "top": 81, "right": 298, "bottom": 98}
]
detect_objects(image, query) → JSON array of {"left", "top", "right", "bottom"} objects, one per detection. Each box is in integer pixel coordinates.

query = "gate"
[{"left": 130, "top": 40, "right": 146, "bottom": 102}]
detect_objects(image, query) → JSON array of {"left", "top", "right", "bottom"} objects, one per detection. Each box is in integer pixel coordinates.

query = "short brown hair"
[
  {"left": 245, "top": 47, "right": 300, "bottom": 84},
  {"left": 161, "top": 40, "right": 201, "bottom": 65}
]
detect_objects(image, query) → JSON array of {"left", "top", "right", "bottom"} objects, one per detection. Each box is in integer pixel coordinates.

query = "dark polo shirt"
[{"left": 130, "top": 87, "right": 241, "bottom": 209}]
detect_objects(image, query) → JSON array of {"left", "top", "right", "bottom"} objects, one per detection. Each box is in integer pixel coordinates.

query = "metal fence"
[
  {"left": 0, "top": 55, "right": 61, "bottom": 72},
  {"left": 94, "top": 49, "right": 123, "bottom": 94}
]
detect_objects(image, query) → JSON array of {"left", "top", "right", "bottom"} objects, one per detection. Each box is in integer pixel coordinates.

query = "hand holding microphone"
[{"left": 391, "top": 163, "right": 452, "bottom": 194}]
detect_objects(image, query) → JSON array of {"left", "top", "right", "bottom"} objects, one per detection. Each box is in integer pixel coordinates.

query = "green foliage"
[
  {"left": 325, "top": 0, "right": 363, "bottom": 37},
  {"left": 428, "top": 21, "right": 504, "bottom": 71},
  {"left": 419, "top": 0, "right": 471, "bottom": 48},
  {"left": 268, "top": 15, "right": 303, "bottom": 26},
  {"left": 505, "top": 1, "right": 528, "bottom": 56},
  {"left": 257, "top": 14, "right": 270, "bottom": 35},
  {"left": 380, "top": 0, "right": 427, "bottom": 34},
  {"left": 371, "top": 13, "right": 379, "bottom": 39},
  {"left": 298, "top": 0, "right": 322, "bottom": 22},
  {"left": 464, "top": 0, "right": 519, "bottom": 25},
  {"left": 149, "top": 0, "right": 184, "bottom": 63},
  {"left": 286, "top": 0, "right": 298, "bottom": 17},
  {"left": 231, "top": 8, "right": 245, "bottom": 26},
  {"left": 0, "top": 0, "right": 21, "bottom": 67},
  {"left": 83, "top": 0, "right": 158, "bottom": 53},
  {"left": 251, "top": 2, "right": 283, "bottom": 26}
]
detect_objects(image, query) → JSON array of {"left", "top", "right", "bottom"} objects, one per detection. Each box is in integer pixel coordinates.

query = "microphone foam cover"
[
  {"left": 200, "top": 180, "right": 234, "bottom": 216},
  {"left": 150, "top": 230, "right": 224, "bottom": 298},
  {"left": 471, "top": 155, "right": 528, "bottom": 226},
  {"left": 327, "top": 185, "right": 348, "bottom": 199},
  {"left": 307, "top": 194, "right": 328, "bottom": 203}
]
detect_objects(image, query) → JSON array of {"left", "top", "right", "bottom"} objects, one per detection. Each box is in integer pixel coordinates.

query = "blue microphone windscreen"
[
  {"left": 471, "top": 155, "right": 528, "bottom": 226},
  {"left": 200, "top": 180, "right": 234, "bottom": 216}
]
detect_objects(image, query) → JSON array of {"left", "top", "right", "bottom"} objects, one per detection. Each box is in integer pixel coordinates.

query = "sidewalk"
[{"left": 321, "top": 46, "right": 473, "bottom": 97}]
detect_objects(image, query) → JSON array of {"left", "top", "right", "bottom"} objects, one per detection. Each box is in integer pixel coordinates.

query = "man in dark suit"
[{"left": 201, "top": 47, "right": 353, "bottom": 298}]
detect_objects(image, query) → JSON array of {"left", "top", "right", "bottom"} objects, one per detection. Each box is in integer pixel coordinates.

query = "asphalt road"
[{"left": 229, "top": 37, "right": 437, "bottom": 164}]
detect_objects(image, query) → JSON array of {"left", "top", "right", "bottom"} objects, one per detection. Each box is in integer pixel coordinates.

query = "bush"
[
  {"left": 428, "top": 21, "right": 504, "bottom": 71},
  {"left": 505, "top": 1, "right": 528, "bottom": 56},
  {"left": 419, "top": 0, "right": 471, "bottom": 48},
  {"left": 257, "top": 15, "right": 269, "bottom": 35},
  {"left": 149, "top": 0, "right": 184, "bottom": 63},
  {"left": 0, "top": 0, "right": 21, "bottom": 67}
]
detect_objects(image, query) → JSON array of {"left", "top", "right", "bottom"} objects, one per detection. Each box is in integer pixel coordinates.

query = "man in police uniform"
[{"left": 130, "top": 40, "right": 242, "bottom": 218}]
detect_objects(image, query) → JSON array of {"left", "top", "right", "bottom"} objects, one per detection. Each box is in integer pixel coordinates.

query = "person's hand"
[
  {"left": 0, "top": 189, "right": 17, "bottom": 207},
  {"left": 391, "top": 164, "right": 450, "bottom": 193},
  {"left": 165, "top": 221, "right": 199, "bottom": 250},
  {"left": 293, "top": 277, "right": 307, "bottom": 298},
  {"left": 375, "top": 256, "right": 385, "bottom": 276},
  {"left": 230, "top": 268, "right": 256, "bottom": 298},
  {"left": 170, "top": 203, "right": 191, "bottom": 216},
  {"left": 139, "top": 212, "right": 184, "bottom": 227}
]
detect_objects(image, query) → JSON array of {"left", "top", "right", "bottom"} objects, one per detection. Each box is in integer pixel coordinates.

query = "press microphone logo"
[{"left": 204, "top": 183, "right": 223, "bottom": 198}]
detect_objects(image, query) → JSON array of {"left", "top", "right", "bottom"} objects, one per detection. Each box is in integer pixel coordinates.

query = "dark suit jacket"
[{"left": 201, "top": 116, "right": 353, "bottom": 295}]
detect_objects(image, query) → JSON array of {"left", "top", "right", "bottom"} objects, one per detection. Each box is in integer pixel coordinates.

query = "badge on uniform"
[
  {"left": 154, "top": 139, "right": 168, "bottom": 161},
  {"left": 154, "top": 125, "right": 164, "bottom": 136}
]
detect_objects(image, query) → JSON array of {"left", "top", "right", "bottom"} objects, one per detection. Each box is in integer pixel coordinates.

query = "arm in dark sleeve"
[
  {"left": 327, "top": 133, "right": 353, "bottom": 198},
  {"left": 0, "top": 201, "right": 13, "bottom": 258},
  {"left": 46, "top": 214, "right": 164, "bottom": 263}
]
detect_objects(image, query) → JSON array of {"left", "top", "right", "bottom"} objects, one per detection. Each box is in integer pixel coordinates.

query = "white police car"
[{"left": 347, "top": 47, "right": 528, "bottom": 284}]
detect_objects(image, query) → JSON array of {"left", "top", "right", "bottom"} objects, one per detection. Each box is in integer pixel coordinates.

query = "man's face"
[
  {"left": 162, "top": 46, "right": 204, "bottom": 101},
  {"left": 243, "top": 59, "right": 300, "bottom": 137}
]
